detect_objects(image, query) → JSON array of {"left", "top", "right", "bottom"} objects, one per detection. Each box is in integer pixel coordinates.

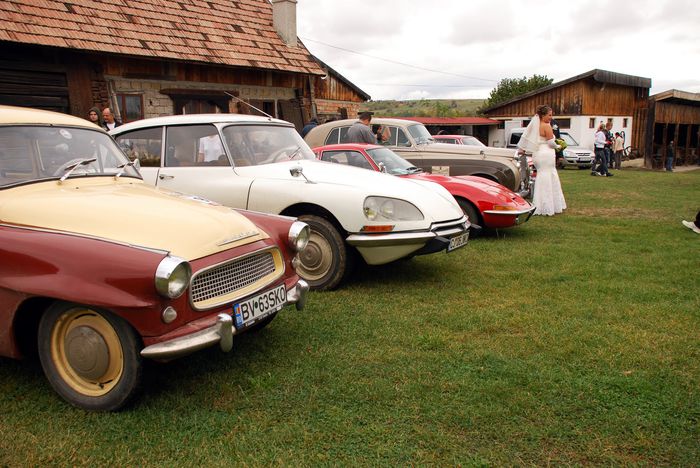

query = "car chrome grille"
[{"left": 191, "top": 251, "right": 277, "bottom": 306}]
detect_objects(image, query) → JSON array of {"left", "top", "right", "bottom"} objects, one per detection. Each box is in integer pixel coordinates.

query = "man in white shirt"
[
  {"left": 197, "top": 134, "right": 225, "bottom": 163},
  {"left": 102, "top": 108, "right": 121, "bottom": 131}
]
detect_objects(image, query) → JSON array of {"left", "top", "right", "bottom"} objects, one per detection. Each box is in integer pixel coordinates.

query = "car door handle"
[{"left": 159, "top": 174, "right": 174, "bottom": 180}]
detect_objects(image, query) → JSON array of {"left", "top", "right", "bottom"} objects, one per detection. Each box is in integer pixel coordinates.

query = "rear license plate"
[
  {"left": 448, "top": 231, "right": 469, "bottom": 252},
  {"left": 233, "top": 284, "right": 286, "bottom": 329}
]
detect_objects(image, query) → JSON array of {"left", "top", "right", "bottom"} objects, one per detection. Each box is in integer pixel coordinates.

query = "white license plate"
[
  {"left": 233, "top": 284, "right": 286, "bottom": 329},
  {"left": 448, "top": 231, "right": 469, "bottom": 252}
]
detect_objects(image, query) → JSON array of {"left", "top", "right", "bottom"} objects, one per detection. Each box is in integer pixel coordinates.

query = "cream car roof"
[
  {"left": 0, "top": 105, "right": 102, "bottom": 129},
  {"left": 112, "top": 113, "right": 292, "bottom": 133}
]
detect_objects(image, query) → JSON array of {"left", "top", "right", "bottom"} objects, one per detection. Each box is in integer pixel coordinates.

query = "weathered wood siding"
[
  {"left": 313, "top": 73, "right": 365, "bottom": 103},
  {"left": 486, "top": 78, "right": 648, "bottom": 118}
]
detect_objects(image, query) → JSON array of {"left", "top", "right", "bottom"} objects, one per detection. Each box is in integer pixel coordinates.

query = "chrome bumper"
[
  {"left": 483, "top": 205, "right": 536, "bottom": 225},
  {"left": 140, "top": 279, "right": 309, "bottom": 361},
  {"left": 346, "top": 216, "right": 469, "bottom": 247}
]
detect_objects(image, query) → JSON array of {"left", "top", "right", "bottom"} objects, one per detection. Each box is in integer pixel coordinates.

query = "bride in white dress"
[{"left": 517, "top": 105, "right": 566, "bottom": 216}]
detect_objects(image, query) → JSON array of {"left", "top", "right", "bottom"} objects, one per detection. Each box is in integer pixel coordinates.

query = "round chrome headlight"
[
  {"left": 288, "top": 221, "right": 310, "bottom": 252},
  {"left": 155, "top": 255, "right": 192, "bottom": 299}
]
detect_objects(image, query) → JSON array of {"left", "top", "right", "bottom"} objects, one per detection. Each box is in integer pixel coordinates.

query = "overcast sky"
[{"left": 296, "top": 0, "right": 700, "bottom": 101}]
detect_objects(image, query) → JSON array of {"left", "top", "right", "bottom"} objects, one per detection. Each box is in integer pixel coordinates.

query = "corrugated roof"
[
  {"left": 0, "top": 0, "right": 324, "bottom": 75},
  {"left": 395, "top": 116, "right": 499, "bottom": 125}
]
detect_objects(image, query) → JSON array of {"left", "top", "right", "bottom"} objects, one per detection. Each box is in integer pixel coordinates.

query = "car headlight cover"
[
  {"left": 563, "top": 149, "right": 574, "bottom": 157},
  {"left": 364, "top": 197, "right": 424, "bottom": 221},
  {"left": 155, "top": 255, "right": 192, "bottom": 299},
  {"left": 288, "top": 221, "right": 310, "bottom": 252}
]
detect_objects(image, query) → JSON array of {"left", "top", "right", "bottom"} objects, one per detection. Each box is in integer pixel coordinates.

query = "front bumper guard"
[
  {"left": 483, "top": 206, "right": 536, "bottom": 224},
  {"left": 140, "top": 279, "right": 309, "bottom": 361}
]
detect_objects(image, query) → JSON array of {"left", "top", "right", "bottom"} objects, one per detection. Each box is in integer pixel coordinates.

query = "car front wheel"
[
  {"left": 457, "top": 199, "right": 481, "bottom": 237},
  {"left": 37, "top": 302, "right": 143, "bottom": 411},
  {"left": 296, "top": 215, "right": 352, "bottom": 290}
]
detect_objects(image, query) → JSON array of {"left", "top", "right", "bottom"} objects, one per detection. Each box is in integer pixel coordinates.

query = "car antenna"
[{"left": 224, "top": 91, "right": 273, "bottom": 121}]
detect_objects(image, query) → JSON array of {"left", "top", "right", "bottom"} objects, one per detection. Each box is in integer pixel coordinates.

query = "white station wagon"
[{"left": 111, "top": 114, "right": 469, "bottom": 290}]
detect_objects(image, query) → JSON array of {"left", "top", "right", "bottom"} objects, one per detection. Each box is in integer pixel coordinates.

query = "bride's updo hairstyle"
[{"left": 536, "top": 105, "right": 552, "bottom": 118}]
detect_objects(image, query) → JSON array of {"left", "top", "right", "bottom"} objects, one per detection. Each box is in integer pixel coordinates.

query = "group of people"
[
  {"left": 592, "top": 121, "right": 624, "bottom": 176},
  {"left": 87, "top": 106, "right": 122, "bottom": 131}
]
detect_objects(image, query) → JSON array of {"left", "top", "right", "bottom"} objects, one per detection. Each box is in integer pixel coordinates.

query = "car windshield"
[
  {"left": 221, "top": 124, "right": 316, "bottom": 166},
  {"left": 366, "top": 147, "right": 422, "bottom": 175},
  {"left": 461, "top": 136, "right": 485, "bottom": 147},
  {"left": 0, "top": 126, "right": 138, "bottom": 188},
  {"left": 407, "top": 124, "right": 434, "bottom": 145},
  {"left": 560, "top": 132, "right": 579, "bottom": 146}
]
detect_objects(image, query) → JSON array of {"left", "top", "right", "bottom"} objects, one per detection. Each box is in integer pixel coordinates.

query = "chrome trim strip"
[
  {"left": 483, "top": 206, "right": 536, "bottom": 216},
  {"left": 346, "top": 231, "right": 436, "bottom": 247},
  {"left": 0, "top": 223, "right": 169, "bottom": 256}
]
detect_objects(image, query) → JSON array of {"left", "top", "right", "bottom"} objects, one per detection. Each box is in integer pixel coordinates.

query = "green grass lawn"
[{"left": 1, "top": 168, "right": 699, "bottom": 466}]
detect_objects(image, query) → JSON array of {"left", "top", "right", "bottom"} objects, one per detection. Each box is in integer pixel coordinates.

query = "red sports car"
[
  {"left": 313, "top": 144, "right": 534, "bottom": 231},
  {"left": 432, "top": 134, "right": 485, "bottom": 146}
]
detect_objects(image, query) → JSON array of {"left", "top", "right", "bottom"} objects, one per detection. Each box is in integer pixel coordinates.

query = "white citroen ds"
[{"left": 112, "top": 114, "right": 470, "bottom": 290}]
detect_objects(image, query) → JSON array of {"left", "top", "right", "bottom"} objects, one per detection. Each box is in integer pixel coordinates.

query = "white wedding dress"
[{"left": 532, "top": 136, "right": 566, "bottom": 216}]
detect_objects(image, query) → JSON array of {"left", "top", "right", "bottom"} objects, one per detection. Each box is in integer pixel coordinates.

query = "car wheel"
[
  {"left": 456, "top": 199, "right": 481, "bottom": 237},
  {"left": 37, "top": 302, "right": 143, "bottom": 411},
  {"left": 296, "top": 214, "right": 352, "bottom": 290}
]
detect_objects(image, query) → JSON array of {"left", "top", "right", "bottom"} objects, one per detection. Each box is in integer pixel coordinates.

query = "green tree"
[{"left": 481, "top": 74, "right": 553, "bottom": 111}]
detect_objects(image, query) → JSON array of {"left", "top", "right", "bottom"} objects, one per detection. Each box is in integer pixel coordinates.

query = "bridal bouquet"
[{"left": 555, "top": 138, "right": 568, "bottom": 151}]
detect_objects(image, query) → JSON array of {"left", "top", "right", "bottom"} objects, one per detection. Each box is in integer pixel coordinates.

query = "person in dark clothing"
[
  {"left": 666, "top": 140, "right": 675, "bottom": 172},
  {"left": 87, "top": 106, "right": 103, "bottom": 128},
  {"left": 300, "top": 118, "right": 318, "bottom": 138},
  {"left": 550, "top": 118, "right": 565, "bottom": 168},
  {"left": 345, "top": 111, "right": 377, "bottom": 144},
  {"left": 682, "top": 211, "right": 700, "bottom": 234}
]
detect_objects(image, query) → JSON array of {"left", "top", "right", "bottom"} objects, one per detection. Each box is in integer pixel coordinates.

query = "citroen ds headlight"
[
  {"left": 363, "top": 197, "right": 424, "bottom": 221},
  {"left": 155, "top": 255, "right": 192, "bottom": 299},
  {"left": 288, "top": 221, "right": 310, "bottom": 252}
]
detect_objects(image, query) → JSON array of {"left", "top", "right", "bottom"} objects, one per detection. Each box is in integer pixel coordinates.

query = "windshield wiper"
[
  {"left": 58, "top": 158, "right": 97, "bottom": 183},
  {"left": 287, "top": 146, "right": 302, "bottom": 160},
  {"left": 114, "top": 160, "right": 136, "bottom": 179}
]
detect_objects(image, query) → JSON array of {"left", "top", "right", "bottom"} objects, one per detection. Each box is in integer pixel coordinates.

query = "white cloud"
[{"left": 297, "top": 0, "right": 700, "bottom": 100}]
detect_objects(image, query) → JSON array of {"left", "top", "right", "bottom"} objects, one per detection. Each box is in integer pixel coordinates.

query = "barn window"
[
  {"left": 556, "top": 118, "right": 571, "bottom": 129},
  {"left": 117, "top": 94, "right": 143, "bottom": 123},
  {"left": 623, "top": 118, "right": 628, "bottom": 128},
  {"left": 589, "top": 118, "right": 596, "bottom": 128}
]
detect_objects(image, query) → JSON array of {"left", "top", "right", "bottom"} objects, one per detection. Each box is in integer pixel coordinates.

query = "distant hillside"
[{"left": 360, "top": 99, "right": 486, "bottom": 117}]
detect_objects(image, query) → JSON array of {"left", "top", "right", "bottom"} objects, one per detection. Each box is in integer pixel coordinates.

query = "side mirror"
[{"left": 378, "top": 162, "right": 387, "bottom": 173}]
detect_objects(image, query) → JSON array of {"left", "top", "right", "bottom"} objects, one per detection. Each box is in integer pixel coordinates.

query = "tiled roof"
[
  {"left": 0, "top": 0, "right": 324, "bottom": 75},
  {"left": 398, "top": 117, "right": 500, "bottom": 125}
]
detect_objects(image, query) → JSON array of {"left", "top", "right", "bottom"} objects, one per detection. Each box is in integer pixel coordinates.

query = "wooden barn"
[
  {"left": 645, "top": 90, "right": 700, "bottom": 169},
  {"left": 0, "top": 0, "right": 327, "bottom": 130},
  {"left": 482, "top": 69, "right": 651, "bottom": 158},
  {"left": 310, "top": 56, "right": 370, "bottom": 123}
]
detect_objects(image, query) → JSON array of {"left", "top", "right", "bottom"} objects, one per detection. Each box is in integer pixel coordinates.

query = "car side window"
[
  {"left": 325, "top": 128, "right": 340, "bottom": 145},
  {"left": 386, "top": 127, "right": 411, "bottom": 146},
  {"left": 166, "top": 125, "right": 230, "bottom": 167},
  {"left": 320, "top": 150, "right": 372, "bottom": 170},
  {"left": 325, "top": 127, "right": 350, "bottom": 145},
  {"left": 115, "top": 127, "right": 162, "bottom": 167}
]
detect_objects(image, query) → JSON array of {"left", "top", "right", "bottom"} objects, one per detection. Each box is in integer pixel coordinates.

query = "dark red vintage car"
[
  {"left": 313, "top": 144, "right": 535, "bottom": 231},
  {"left": 0, "top": 106, "right": 310, "bottom": 411}
]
